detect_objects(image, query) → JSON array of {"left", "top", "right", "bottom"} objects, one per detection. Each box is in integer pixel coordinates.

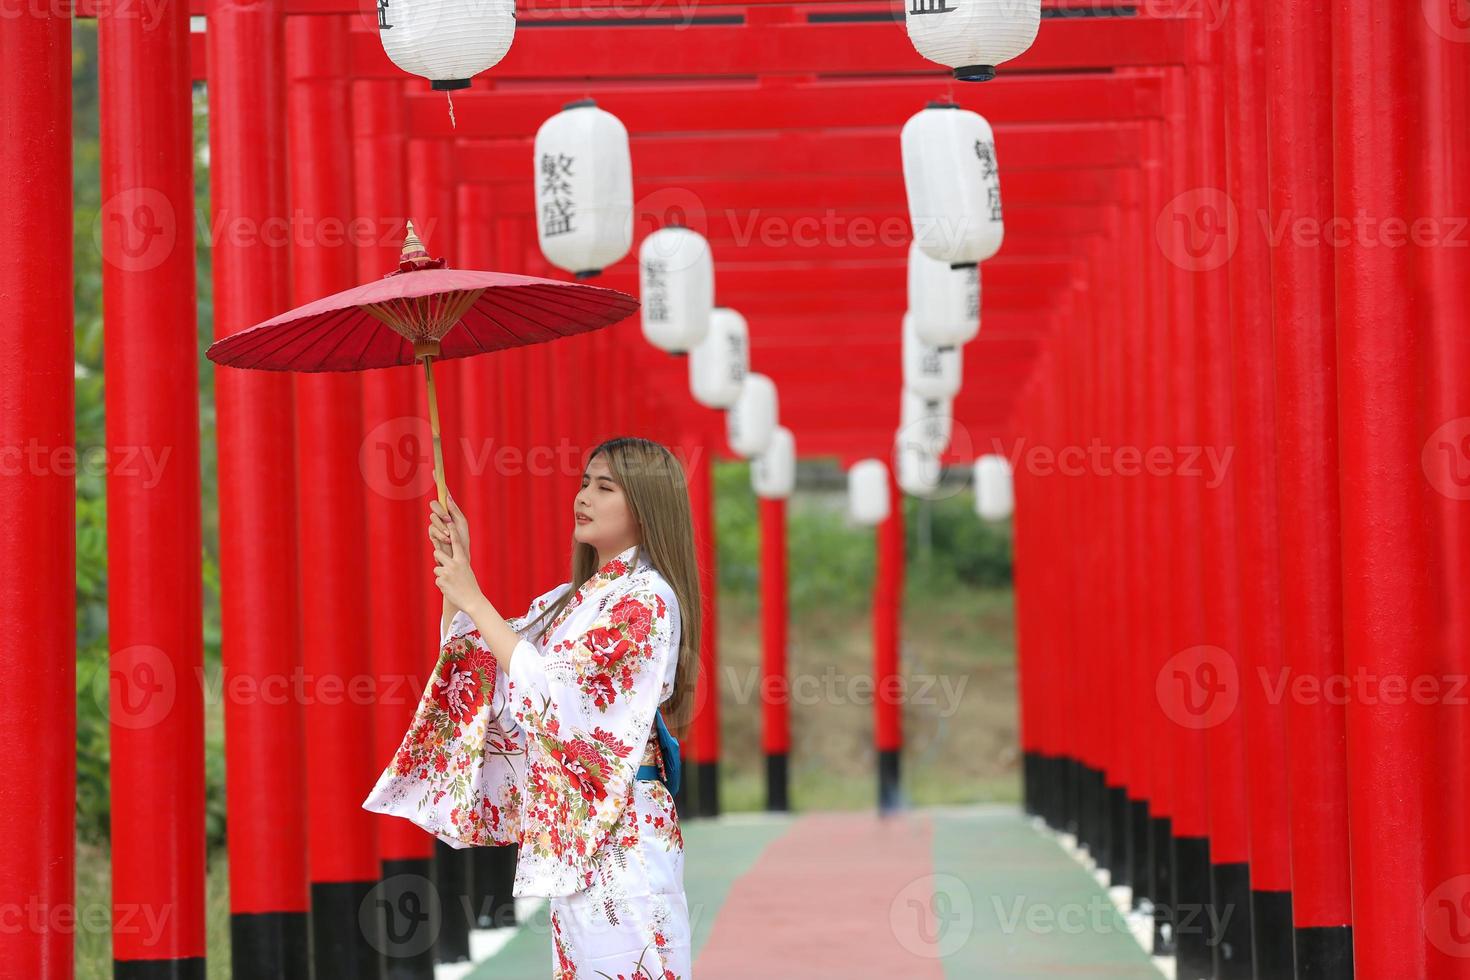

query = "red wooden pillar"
[
  {"left": 874, "top": 460, "right": 904, "bottom": 811},
  {"left": 285, "top": 16, "right": 382, "bottom": 975},
  {"left": 1188, "top": 13, "right": 1254, "bottom": 974},
  {"left": 99, "top": 0, "right": 205, "bottom": 969},
  {"left": 207, "top": 0, "right": 310, "bottom": 971},
  {"left": 1161, "top": 62, "right": 1211, "bottom": 968},
  {"left": 1264, "top": 0, "right": 1353, "bottom": 970},
  {"left": 1077, "top": 238, "right": 1104, "bottom": 860},
  {"left": 353, "top": 77, "right": 445, "bottom": 971},
  {"left": 457, "top": 184, "right": 508, "bottom": 607},
  {"left": 0, "top": 13, "right": 73, "bottom": 978},
  {"left": 521, "top": 234, "right": 566, "bottom": 597},
  {"left": 1333, "top": 2, "right": 1435, "bottom": 975},
  {"left": 759, "top": 495, "right": 790, "bottom": 811},
  {"left": 493, "top": 214, "right": 533, "bottom": 614},
  {"left": 455, "top": 182, "right": 524, "bottom": 935},
  {"left": 1140, "top": 117, "right": 1176, "bottom": 946},
  {"left": 1120, "top": 163, "right": 1155, "bottom": 903},
  {"left": 1221, "top": 0, "right": 1294, "bottom": 971},
  {"left": 1100, "top": 206, "right": 1134, "bottom": 888},
  {"left": 1419, "top": 9, "right": 1470, "bottom": 977},
  {"left": 686, "top": 430, "right": 721, "bottom": 817}
]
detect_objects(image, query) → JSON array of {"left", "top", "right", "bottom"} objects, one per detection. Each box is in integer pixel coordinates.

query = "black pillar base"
[
  {"left": 375, "top": 858, "right": 438, "bottom": 980},
  {"left": 878, "top": 748, "right": 902, "bottom": 811},
  {"left": 1173, "top": 834, "right": 1213, "bottom": 980},
  {"left": 1151, "top": 815, "right": 1175, "bottom": 955},
  {"left": 1107, "top": 784, "right": 1130, "bottom": 887},
  {"left": 310, "top": 879, "right": 385, "bottom": 979},
  {"left": 1296, "top": 924, "right": 1354, "bottom": 979},
  {"left": 1063, "top": 757, "right": 1081, "bottom": 836},
  {"left": 115, "top": 958, "right": 207, "bottom": 979},
  {"left": 1251, "top": 889, "right": 1294, "bottom": 980},
  {"left": 1211, "top": 861, "right": 1253, "bottom": 979},
  {"left": 1033, "top": 752, "right": 1054, "bottom": 827},
  {"left": 696, "top": 759, "right": 720, "bottom": 818},
  {"left": 1079, "top": 762, "right": 1095, "bottom": 853},
  {"left": 1129, "top": 798, "right": 1152, "bottom": 909},
  {"left": 765, "top": 751, "right": 790, "bottom": 811},
  {"left": 472, "top": 846, "right": 518, "bottom": 930},
  {"left": 431, "top": 842, "right": 473, "bottom": 964},
  {"left": 230, "top": 909, "right": 310, "bottom": 980}
]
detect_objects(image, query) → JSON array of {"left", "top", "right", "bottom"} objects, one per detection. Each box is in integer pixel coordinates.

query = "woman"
[{"left": 363, "top": 436, "right": 701, "bottom": 980}]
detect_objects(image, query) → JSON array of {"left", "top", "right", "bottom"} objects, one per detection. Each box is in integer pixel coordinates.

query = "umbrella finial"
[{"left": 394, "top": 220, "right": 448, "bottom": 274}]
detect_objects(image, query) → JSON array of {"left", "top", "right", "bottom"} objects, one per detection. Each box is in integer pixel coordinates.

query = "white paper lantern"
[
  {"left": 908, "top": 240, "right": 980, "bottom": 346},
  {"left": 900, "top": 388, "right": 953, "bottom": 456},
  {"left": 689, "top": 307, "right": 748, "bottom": 409},
  {"left": 902, "top": 312, "right": 963, "bottom": 400},
  {"left": 533, "top": 100, "right": 633, "bottom": 278},
  {"left": 727, "top": 373, "right": 779, "bottom": 459},
  {"left": 901, "top": 103, "right": 1005, "bottom": 267},
  {"left": 639, "top": 226, "right": 713, "bottom": 354},
  {"left": 905, "top": 0, "right": 1042, "bottom": 82},
  {"left": 752, "top": 426, "right": 796, "bottom": 500},
  {"left": 848, "top": 459, "right": 891, "bottom": 526},
  {"left": 896, "top": 438, "right": 943, "bottom": 499},
  {"left": 377, "top": 0, "right": 515, "bottom": 90},
  {"left": 975, "top": 453, "right": 1014, "bottom": 521}
]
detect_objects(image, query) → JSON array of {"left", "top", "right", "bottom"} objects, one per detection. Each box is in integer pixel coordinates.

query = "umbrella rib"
[
  {"left": 473, "top": 289, "right": 572, "bottom": 346},
  {"left": 220, "top": 307, "right": 356, "bottom": 369},
  {"left": 494, "top": 284, "right": 634, "bottom": 331},
  {"left": 463, "top": 292, "right": 548, "bottom": 349}
]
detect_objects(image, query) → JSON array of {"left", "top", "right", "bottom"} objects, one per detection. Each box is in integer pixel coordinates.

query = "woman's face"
[{"left": 574, "top": 453, "right": 639, "bottom": 558}]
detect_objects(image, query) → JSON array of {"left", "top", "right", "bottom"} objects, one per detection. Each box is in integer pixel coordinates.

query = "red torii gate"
[{"left": 16, "top": 0, "right": 1439, "bottom": 977}]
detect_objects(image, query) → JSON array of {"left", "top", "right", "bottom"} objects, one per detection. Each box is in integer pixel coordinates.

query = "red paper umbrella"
[{"left": 206, "top": 223, "right": 639, "bottom": 505}]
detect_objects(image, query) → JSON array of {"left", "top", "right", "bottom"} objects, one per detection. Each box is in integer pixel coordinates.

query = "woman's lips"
[{"left": 576, "top": 515, "right": 592, "bottom": 524}]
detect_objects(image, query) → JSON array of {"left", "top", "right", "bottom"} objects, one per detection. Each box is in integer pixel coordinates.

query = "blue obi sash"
[{"left": 634, "top": 711, "right": 681, "bottom": 795}]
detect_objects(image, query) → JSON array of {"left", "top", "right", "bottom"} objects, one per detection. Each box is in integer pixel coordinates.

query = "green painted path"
[{"left": 464, "top": 804, "right": 1162, "bottom": 979}]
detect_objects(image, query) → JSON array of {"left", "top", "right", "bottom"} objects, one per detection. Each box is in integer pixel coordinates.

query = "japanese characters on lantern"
[
  {"left": 902, "top": 103, "right": 1005, "bottom": 268},
  {"left": 689, "top": 307, "right": 749, "bottom": 409},
  {"left": 640, "top": 226, "right": 714, "bottom": 354},
  {"left": 534, "top": 99, "right": 634, "bottom": 277}
]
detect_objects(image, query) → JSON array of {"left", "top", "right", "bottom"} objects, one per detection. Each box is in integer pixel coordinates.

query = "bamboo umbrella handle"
[{"left": 421, "top": 354, "right": 449, "bottom": 510}]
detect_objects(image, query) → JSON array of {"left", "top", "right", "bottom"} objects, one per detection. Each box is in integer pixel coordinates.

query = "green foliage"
[
  {"left": 904, "top": 490, "right": 1014, "bottom": 597},
  {"left": 714, "top": 460, "right": 1012, "bottom": 611}
]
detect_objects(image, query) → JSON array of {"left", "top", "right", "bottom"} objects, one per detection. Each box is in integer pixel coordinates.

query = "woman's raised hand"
[{"left": 429, "top": 493, "right": 471, "bottom": 559}]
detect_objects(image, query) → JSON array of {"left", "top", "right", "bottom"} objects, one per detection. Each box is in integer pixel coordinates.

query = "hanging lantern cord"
[{"left": 447, "top": 90, "right": 457, "bottom": 130}]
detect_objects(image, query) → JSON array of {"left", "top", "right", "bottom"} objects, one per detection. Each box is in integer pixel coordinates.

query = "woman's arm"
[
  {"left": 461, "top": 596, "right": 529, "bottom": 674},
  {"left": 441, "top": 595, "right": 460, "bottom": 643}
]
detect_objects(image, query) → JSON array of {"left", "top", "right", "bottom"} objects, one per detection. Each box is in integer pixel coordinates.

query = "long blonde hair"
[{"left": 522, "top": 436, "right": 702, "bottom": 736}]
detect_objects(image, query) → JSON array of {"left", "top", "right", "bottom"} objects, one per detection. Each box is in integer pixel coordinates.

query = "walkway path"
[{"left": 466, "top": 804, "right": 1161, "bottom": 979}]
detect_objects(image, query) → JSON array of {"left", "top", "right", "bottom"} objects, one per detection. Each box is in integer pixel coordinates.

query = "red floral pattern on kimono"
[{"left": 363, "top": 545, "right": 690, "bottom": 979}]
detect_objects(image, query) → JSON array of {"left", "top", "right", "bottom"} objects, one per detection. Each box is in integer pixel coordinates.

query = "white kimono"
[{"left": 362, "top": 545, "right": 691, "bottom": 979}]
